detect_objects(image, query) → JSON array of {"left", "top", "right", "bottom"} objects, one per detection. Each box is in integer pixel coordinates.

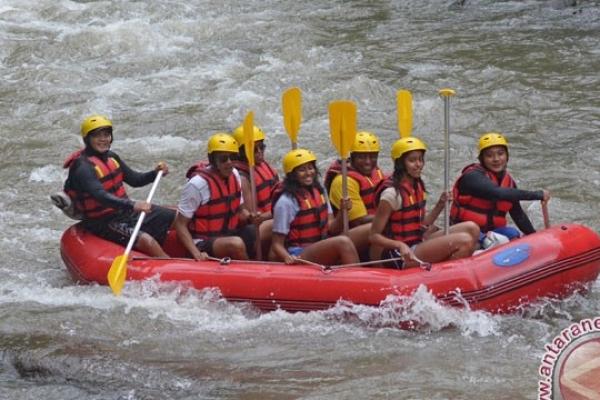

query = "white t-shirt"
[
  {"left": 379, "top": 186, "right": 404, "bottom": 211},
  {"left": 178, "top": 168, "right": 243, "bottom": 218}
]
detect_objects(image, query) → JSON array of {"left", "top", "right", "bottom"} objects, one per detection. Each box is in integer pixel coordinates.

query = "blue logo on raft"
[{"left": 492, "top": 244, "right": 531, "bottom": 267}]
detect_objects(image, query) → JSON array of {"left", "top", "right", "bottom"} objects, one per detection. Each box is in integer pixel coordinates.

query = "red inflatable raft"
[{"left": 60, "top": 223, "right": 600, "bottom": 314}]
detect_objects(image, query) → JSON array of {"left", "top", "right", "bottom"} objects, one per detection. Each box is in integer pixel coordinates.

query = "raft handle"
[{"left": 208, "top": 256, "right": 231, "bottom": 265}]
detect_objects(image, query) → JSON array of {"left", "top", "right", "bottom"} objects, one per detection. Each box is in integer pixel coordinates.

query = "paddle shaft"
[
  {"left": 123, "top": 170, "right": 163, "bottom": 257},
  {"left": 542, "top": 201, "right": 550, "bottom": 229},
  {"left": 439, "top": 89, "right": 455, "bottom": 235},
  {"left": 443, "top": 98, "right": 450, "bottom": 234},
  {"left": 328, "top": 100, "right": 356, "bottom": 236},
  {"left": 341, "top": 158, "right": 350, "bottom": 234},
  {"left": 248, "top": 164, "right": 262, "bottom": 259},
  {"left": 243, "top": 112, "right": 262, "bottom": 260}
]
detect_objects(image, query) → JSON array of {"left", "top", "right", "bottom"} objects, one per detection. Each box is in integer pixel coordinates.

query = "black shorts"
[
  {"left": 83, "top": 206, "right": 176, "bottom": 247},
  {"left": 195, "top": 224, "right": 257, "bottom": 258},
  {"left": 381, "top": 248, "right": 405, "bottom": 269}
]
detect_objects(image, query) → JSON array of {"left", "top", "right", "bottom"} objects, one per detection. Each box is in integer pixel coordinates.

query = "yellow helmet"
[
  {"left": 207, "top": 133, "right": 239, "bottom": 154},
  {"left": 351, "top": 131, "right": 380, "bottom": 153},
  {"left": 478, "top": 132, "right": 508, "bottom": 152},
  {"left": 391, "top": 137, "right": 427, "bottom": 161},
  {"left": 231, "top": 124, "right": 266, "bottom": 148},
  {"left": 81, "top": 115, "right": 112, "bottom": 138},
  {"left": 283, "top": 148, "right": 317, "bottom": 174}
]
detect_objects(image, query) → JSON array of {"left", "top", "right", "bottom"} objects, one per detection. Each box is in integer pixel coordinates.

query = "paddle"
[
  {"left": 328, "top": 100, "right": 357, "bottom": 235},
  {"left": 542, "top": 201, "right": 550, "bottom": 229},
  {"left": 243, "top": 111, "right": 262, "bottom": 260},
  {"left": 397, "top": 89, "right": 413, "bottom": 138},
  {"left": 439, "top": 88, "right": 456, "bottom": 235},
  {"left": 107, "top": 170, "right": 163, "bottom": 295},
  {"left": 282, "top": 87, "right": 302, "bottom": 149}
]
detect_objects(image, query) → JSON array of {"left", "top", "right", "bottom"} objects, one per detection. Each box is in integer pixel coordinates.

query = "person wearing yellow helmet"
[
  {"left": 369, "top": 137, "right": 479, "bottom": 268},
  {"left": 323, "top": 131, "right": 386, "bottom": 260},
  {"left": 450, "top": 132, "right": 550, "bottom": 244},
  {"left": 269, "top": 148, "right": 360, "bottom": 266},
  {"left": 325, "top": 131, "right": 386, "bottom": 227},
  {"left": 60, "top": 115, "right": 175, "bottom": 257},
  {"left": 230, "top": 124, "right": 279, "bottom": 259},
  {"left": 173, "top": 133, "right": 256, "bottom": 261}
]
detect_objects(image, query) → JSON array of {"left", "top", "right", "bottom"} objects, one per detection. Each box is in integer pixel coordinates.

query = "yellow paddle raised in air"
[
  {"left": 328, "top": 100, "right": 357, "bottom": 235},
  {"left": 397, "top": 89, "right": 413, "bottom": 138},
  {"left": 243, "top": 111, "right": 256, "bottom": 167},
  {"left": 107, "top": 170, "right": 163, "bottom": 295},
  {"left": 282, "top": 87, "right": 302, "bottom": 149}
]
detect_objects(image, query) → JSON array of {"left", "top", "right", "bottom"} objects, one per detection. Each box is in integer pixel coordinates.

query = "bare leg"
[
  {"left": 346, "top": 223, "right": 371, "bottom": 255},
  {"left": 413, "top": 232, "right": 476, "bottom": 265},
  {"left": 427, "top": 221, "right": 479, "bottom": 240},
  {"left": 301, "top": 236, "right": 359, "bottom": 265},
  {"left": 212, "top": 236, "right": 249, "bottom": 260},
  {"left": 135, "top": 232, "right": 169, "bottom": 258}
]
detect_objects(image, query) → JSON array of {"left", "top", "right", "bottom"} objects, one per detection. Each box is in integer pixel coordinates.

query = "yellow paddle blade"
[
  {"left": 107, "top": 254, "right": 128, "bottom": 296},
  {"left": 328, "top": 100, "right": 357, "bottom": 158},
  {"left": 282, "top": 87, "right": 302, "bottom": 146},
  {"left": 438, "top": 88, "right": 456, "bottom": 98},
  {"left": 243, "top": 111, "right": 255, "bottom": 167},
  {"left": 397, "top": 89, "right": 412, "bottom": 138}
]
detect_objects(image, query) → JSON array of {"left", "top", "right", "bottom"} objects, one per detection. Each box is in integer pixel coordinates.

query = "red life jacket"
[
  {"left": 185, "top": 160, "right": 210, "bottom": 179},
  {"left": 272, "top": 182, "right": 329, "bottom": 248},
  {"left": 63, "top": 149, "right": 128, "bottom": 219},
  {"left": 375, "top": 177, "right": 426, "bottom": 246},
  {"left": 450, "top": 163, "right": 516, "bottom": 231},
  {"left": 187, "top": 165, "right": 241, "bottom": 238},
  {"left": 323, "top": 159, "right": 385, "bottom": 214},
  {"left": 232, "top": 160, "right": 279, "bottom": 213}
]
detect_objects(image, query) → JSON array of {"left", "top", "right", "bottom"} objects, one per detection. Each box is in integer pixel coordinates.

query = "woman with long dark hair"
[
  {"left": 369, "top": 137, "right": 479, "bottom": 268},
  {"left": 269, "top": 148, "right": 360, "bottom": 266}
]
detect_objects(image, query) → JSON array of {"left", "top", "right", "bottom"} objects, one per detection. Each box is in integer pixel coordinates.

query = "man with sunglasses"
[
  {"left": 231, "top": 124, "right": 279, "bottom": 260},
  {"left": 173, "top": 133, "right": 256, "bottom": 261}
]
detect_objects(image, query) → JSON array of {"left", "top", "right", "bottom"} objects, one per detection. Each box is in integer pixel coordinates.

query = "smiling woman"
[
  {"left": 369, "top": 136, "right": 480, "bottom": 268},
  {"left": 269, "top": 148, "right": 360, "bottom": 266}
]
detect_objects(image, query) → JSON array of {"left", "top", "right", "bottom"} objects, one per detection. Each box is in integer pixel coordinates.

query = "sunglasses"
[{"left": 215, "top": 154, "right": 235, "bottom": 163}]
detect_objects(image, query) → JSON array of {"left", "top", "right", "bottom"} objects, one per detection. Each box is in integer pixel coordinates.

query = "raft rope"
[
  {"left": 330, "top": 256, "right": 432, "bottom": 271},
  {"left": 132, "top": 254, "right": 432, "bottom": 271}
]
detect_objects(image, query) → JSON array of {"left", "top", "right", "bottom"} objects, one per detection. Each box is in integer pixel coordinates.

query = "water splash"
[
  {"left": 323, "top": 284, "right": 501, "bottom": 336},
  {"left": 28, "top": 165, "right": 64, "bottom": 183}
]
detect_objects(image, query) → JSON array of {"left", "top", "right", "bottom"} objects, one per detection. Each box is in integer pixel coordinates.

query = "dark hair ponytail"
[
  {"left": 392, "top": 157, "right": 408, "bottom": 191},
  {"left": 238, "top": 146, "right": 248, "bottom": 162}
]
